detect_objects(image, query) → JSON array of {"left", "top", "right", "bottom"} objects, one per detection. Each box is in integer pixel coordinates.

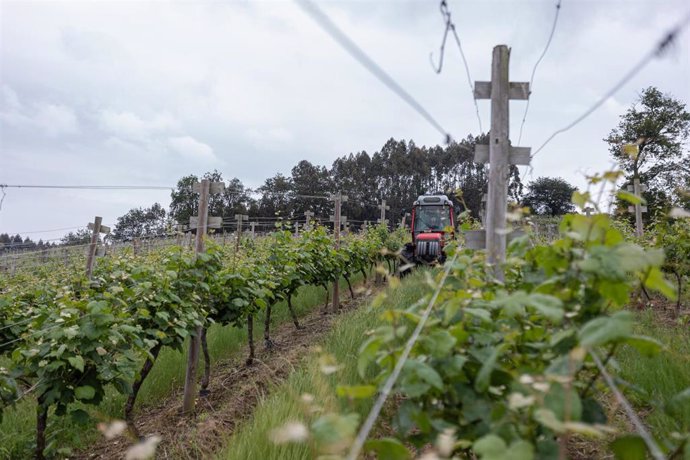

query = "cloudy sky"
[{"left": 1, "top": 0, "right": 688, "bottom": 241}]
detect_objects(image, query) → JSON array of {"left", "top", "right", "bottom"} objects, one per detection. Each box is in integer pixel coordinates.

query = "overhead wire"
[
  {"left": 430, "top": 0, "right": 483, "bottom": 134},
  {"left": 523, "top": 9, "right": 690, "bottom": 183},
  {"left": 516, "top": 0, "right": 563, "bottom": 146},
  {"left": 295, "top": 0, "right": 453, "bottom": 144},
  {"left": 4, "top": 226, "right": 82, "bottom": 235},
  {"left": 0, "top": 184, "right": 173, "bottom": 190}
]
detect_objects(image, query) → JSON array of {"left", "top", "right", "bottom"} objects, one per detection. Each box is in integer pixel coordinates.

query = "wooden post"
[
  {"left": 304, "top": 211, "right": 314, "bottom": 230},
  {"left": 85, "top": 216, "right": 102, "bottom": 279},
  {"left": 250, "top": 221, "right": 257, "bottom": 238},
  {"left": 182, "top": 180, "right": 210, "bottom": 414},
  {"left": 294, "top": 221, "right": 300, "bottom": 237},
  {"left": 235, "top": 214, "right": 248, "bottom": 251},
  {"left": 487, "top": 46, "right": 509, "bottom": 279},
  {"left": 628, "top": 178, "right": 647, "bottom": 238},
  {"left": 378, "top": 200, "right": 390, "bottom": 226},
  {"left": 473, "top": 45, "right": 531, "bottom": 280},
  {"left": 329, "top": 192, "right": 347, "bottom": 313},
  {"left": 133, "top": 237, "right": 140, "bottom": 255},
  {"left": 400, "top": 212, "right": 410, "bottom": 229},
  {"left": 181, "top": 179, "right": 224, "bottom": 414},
  {"left": 85, "top": 218, "right": 111, "bottom": 278}
]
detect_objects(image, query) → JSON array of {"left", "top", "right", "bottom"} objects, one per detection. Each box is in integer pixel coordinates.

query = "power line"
[
  {"left": 430, "top": 0, "right": 483, "bottom": 134},
  {"left": 516, "top": 0, "right": 563, "bottom": 146},
  {"left": 528, "top": 9, "right": 690, "bottom": 164},
  {"left": 346, "top": 252, "right": 458, "bottom": 460},
  {"left": 295, "top": 0, "right": 453, "bottom": 144},
  {"left": 0, "top": 184, "right": 173, "bottom": 190},
  {"left": 5, "top": 226, "right": 82, "bottom": 235}
]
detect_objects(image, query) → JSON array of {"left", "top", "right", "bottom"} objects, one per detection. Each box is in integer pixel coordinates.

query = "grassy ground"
[
  {"left": 0, "top": 277, "right": 360, "bottom": 459},
  {"left": 216, "top": 271, "right": 431, "bottom": 460},
  {"left": 616, "top": 309, "right": 690, "bottom": 437}
]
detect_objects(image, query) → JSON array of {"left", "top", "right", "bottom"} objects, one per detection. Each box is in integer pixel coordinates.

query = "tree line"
[
  {"left": 111, "top": 134, "right": 526, "bottom": 240},
  {"left": 2, "top": 86, "right": 687, "bottom": 247}
]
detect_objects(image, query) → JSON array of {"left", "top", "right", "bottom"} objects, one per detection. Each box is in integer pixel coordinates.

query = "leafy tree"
[
  {"left": 60, "top": 228, "right": 92, "bottom": 246},
  {"left": 522, "top": 176, "right": 577, "bottom": 216},
  {"left": 605, "top": 87, "right": 690, "bottom": 218},
  {"left": 223, "top": 177, "right": 255, "bottom": 218},
  {"left": 169, "top": 172, "right": 255, "bottom": 229},
  {"left": 256, "top": 173, "right": 293, "bottom": 217},
  {"left": 169, "top": 174, "right": 199, "bottom": 226},
  {"left": 112, "top": 203, "right": 168, "bottom": 241},
  {"left": 290, "top": 160, "right": 332, "bottom": 218}
]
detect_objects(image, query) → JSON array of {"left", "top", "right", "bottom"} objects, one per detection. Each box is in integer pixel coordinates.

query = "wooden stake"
[
  {"left": 85, "top": 216, "right": 102, "bottom": 279},
  {"left": 329, "top": 192, "right": 347, "bottom": 313},
  {"left": 182, "top": 179, "right": 210, "bottom": 414},
  {"left": 378, "top": 200, "right": 390, "bottom": 226},
  {"left": 304, "top": 211, "right": 314, "bottom": 230}
]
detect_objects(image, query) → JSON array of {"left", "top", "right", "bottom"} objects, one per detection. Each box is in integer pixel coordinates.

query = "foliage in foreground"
[
  {"left": 0, "top": 224, "right": 404, "bottom": 459},
  {"left": 273, "top": 172, "right": 689, "bottom": 459}
]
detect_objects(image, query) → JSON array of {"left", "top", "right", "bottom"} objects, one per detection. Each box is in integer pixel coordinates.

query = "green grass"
[
  {"left": 0, "top": 277, "right": 360, "bottom": 459},
  {"left": 616, "top": 310, "right": 690, "bottom": 437},
  {"left": 216, "top": 271, "right": 431, "bottom": 460}
]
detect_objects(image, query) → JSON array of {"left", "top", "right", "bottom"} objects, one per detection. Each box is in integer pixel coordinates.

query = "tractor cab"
[{"left": 403, "top": 195, "right": 455, "bottom": 265}]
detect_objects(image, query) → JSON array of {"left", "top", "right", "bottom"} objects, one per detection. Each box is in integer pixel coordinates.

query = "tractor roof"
[{"left": 414, "top": 195, "right": 453, "bottom": 206}]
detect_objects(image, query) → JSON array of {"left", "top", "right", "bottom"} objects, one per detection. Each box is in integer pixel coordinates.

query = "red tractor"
[{"left": 401, "top": 194, "right": 455, "bottom": 268}]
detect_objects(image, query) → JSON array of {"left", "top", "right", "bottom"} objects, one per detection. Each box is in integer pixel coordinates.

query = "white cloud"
[
  {"left": 0, "top": 87, "right": 79, "bottom": 137},
  {"left": 0, "top": 0, "right": 688, "bottom": 237},
  {"left": 34, "top": 104, "right": 79, "bottom": 136},
  {"left": 98, "top": 110, "right": 176, "bottom": 139},
  {"left": 167, "top": 135, "right": 215, "bottom": 161}
]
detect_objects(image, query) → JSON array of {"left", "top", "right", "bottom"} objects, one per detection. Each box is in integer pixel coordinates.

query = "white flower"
[
  {"left": 519, "top": 374, "right": 534, "bottom": 385},
  {"left": 125, "top": 435, "right": 161, "bottom": 460},
  {"left": 97, "top": 420, "right": 128, "bottom": 440},
  {"left": 436, "top": 428, "right": 456, "bottom": 457},
  {"left": 533, "top": 382, "right": 550, "bottom": 392},
  {"left": 508, "top": 392, "right": 536, "bottom": 410},
  {"left": 269, "top": 421, "right": 309, "bottom": 444}
]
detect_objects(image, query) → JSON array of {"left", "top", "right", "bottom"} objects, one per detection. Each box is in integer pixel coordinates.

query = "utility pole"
[
  {"left": 86, "top": 216, "right": 110, "bottom": 279},
  {"left": 378, "top": 200, "right": 390, "bottom": 227},
  {"left": 182, "top": 179, "right": 224, "bottom": 414},
  {"left": 329, "top": 192, "right": 347, "bottom": 313},
  {"left": 627, "top": 178, "right": 647, "bottom": 237},
  {"left": 304, "top": 211, "right": 314, "bottom": 230},
  {"left": 250, "top": 221, "right": 257, "bottom": 238},
  {"left": 473, "top": 45, "right": 530, "bottom": 280}
]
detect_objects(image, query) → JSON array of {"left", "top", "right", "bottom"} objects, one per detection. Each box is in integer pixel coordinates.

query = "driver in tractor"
[{"left": 427, "top": 212, "right": 441, "bottom": 230}]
